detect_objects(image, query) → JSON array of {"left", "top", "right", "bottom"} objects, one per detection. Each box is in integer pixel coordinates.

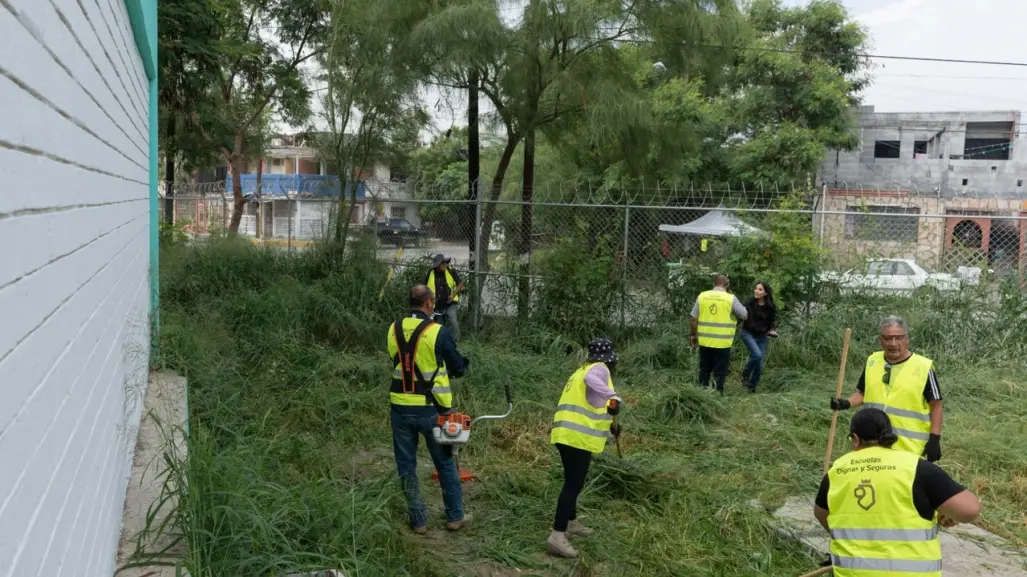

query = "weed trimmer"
[{"left": 431, "top": 384, "right": 513, "bottom": 482}]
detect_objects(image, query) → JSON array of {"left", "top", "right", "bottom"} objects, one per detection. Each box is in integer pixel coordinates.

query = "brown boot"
[
  {"left": 547, "top": 530, "right": 579, "bottom": 558},
  {"left": 567, "top": 519, "right": 594, "bottom": 538},
  {"left": 446, "top": 513, "right": 473, "bottom": 531}
]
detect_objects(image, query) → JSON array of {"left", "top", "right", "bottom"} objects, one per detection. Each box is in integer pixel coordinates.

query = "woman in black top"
[{"left": 740, "top": 281, "right": 777, "bottom": 392}]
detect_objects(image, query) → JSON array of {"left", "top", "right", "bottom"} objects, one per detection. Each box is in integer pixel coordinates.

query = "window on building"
[
  {"left": 845, "top": 205, "right": 920, "bottom": 242},
  {"left": 913, "top": 141, "right": 928, "bottom": 158},
  {"left": 390, "top": 206, "right": 407, "bottom": 219},
  {"left": 964, "top": 121, "right": 1013, "bottom": 160},
  {"left": 272, "top": 158, "right": 284, "bottom": 166},
  {"left": 874, "top": 140, "right": 901, "bottom": 159},
  {"left": 961, "top": 178, "right": 968, "bottom": 186}
]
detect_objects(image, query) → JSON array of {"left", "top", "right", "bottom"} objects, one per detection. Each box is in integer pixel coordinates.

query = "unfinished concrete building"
[{"left": 816, "top": 106, "right": 1027, "bottom": 274}]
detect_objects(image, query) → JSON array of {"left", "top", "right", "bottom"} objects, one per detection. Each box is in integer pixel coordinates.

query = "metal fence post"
[
  {"left": 472, "top": 191, "right": 485, "bottom": 336},
  {"left": 620, "top": 205, "right": 630, "bottom": 332}
]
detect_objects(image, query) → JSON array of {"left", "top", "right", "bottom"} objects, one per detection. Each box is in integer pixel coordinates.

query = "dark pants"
[
  {"left": 740, "top": 330, "right": 768, "bottom": 390},
  {"left": 553, "top": 443, "right": 592, "bottom": 531},
  {"left": 698, "top": 346, "right": 732, "bottom": 392},
  {"left": 391, "top": 405, "right": 463, "bottom": 527}
]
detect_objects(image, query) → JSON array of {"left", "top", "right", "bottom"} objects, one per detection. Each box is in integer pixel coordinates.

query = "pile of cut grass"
[{"left": 144, "top": 239, "right": 1027, "bottom": 577}]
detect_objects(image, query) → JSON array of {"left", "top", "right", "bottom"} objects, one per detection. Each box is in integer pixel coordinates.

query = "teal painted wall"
[{"left": 124, "top": 0, "right": 159, "bottom": 344}]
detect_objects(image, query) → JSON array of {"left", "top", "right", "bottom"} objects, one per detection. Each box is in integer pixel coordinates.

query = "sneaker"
[
  {"left": 547, "top": 531, "right": 579, "bottom": 558},
  {"left": 567, "top": 519, "right": 594, "bottom": 538},
  {"left": 446, "top": 513, "right": 473, "bottom": 531}
]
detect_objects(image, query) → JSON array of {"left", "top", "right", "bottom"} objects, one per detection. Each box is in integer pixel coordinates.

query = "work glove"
[
  {"left": 830, "top": 397, "right": 851, "bottom": 411},
  {"left": 607, "top": 396, "right": 623, "bottom": 416},
  {"left": 610, "top": 423, "right": 622, "bottom": 437},
  {"left": 820, "top": 558, "right": 832, "bottom": 567},
  {"left": 461, "top": 356, "right": 470, "bottom": 370},
  {"left": 924, "top": 434, "right": 942, "bottom": 462}
]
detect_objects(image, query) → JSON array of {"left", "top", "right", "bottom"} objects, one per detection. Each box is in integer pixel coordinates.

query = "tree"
[
  {"left": 184, "top": 0, "right": 325, "bottom": 235},
  {"left": 320, "top": 0, "right": 428, "bottom": 246},
  {"left": 158, "top": 0, "right": 222, "bottom": 223},
  {"left": 725, "top": 0, "right": 870, "bottom": 186}
]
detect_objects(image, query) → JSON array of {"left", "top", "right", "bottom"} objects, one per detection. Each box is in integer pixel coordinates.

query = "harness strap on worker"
[{"left": 392, "top": 318, "right": 444, "bottom": 411}]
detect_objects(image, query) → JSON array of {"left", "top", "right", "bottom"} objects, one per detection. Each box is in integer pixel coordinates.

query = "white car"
[{"left": 819, "top": 258, "right": 984, "bottom": 298}]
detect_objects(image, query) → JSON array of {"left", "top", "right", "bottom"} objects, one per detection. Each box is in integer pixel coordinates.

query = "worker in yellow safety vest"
[
  {"left": 813, "top": 407, "right": 980, "bottom": 576},
  {"left": 689, "top": 275, "right": 748, "bottom": 393},
  {"left": 547, "top": 338, "right": 623, "bottom": 559},
  {"left": 425, "top": 254, "right": 465, "bottom": 341},
  {"left": 387, "top": 284, "right": 471, "bottom": 534},
  {"left": 830, "top": 316, "right": 944, "bottom": 461}
]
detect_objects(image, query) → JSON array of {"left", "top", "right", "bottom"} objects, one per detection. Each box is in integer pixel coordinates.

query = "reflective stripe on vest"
[
  {"left": 696, "top": 290, "right": 737, "bottom": 349},
  {"left": 827, "top": 446, "right": 941, "bottom": 577},
  {"left": 863, "top": 352, "right": 933, "bottom": 456},
  {"left": 386, "top": 317, "right": 453, "bottom": 408},
  {"left": 550, "top": 363, "right": 615, "bottom": 454},
  {"left": 428, "top": 269, "right": 459, "bottom": 303}
]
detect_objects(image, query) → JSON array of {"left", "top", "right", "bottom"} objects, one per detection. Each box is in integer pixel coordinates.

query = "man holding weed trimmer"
[
  {"left": 547, "top": 338, "right": 624, "bottom": 558},
  {"left": 387, "top": 284, "right": 472, "bottom": 534},
  {"left": 829, "top": 316, "right": 945, "bottom": 462}
]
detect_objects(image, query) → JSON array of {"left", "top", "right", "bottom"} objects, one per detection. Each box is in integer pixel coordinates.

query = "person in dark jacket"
[{"left": 739, "top": 281, "right": 777, "bottom": 392}]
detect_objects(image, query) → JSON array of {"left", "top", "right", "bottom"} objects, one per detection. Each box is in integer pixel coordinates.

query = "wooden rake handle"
[
  {"left": 823, "top": 328, "right": 852, "bottom": 475},
  {"left": 798, "top": 566, "right": 833, "bottom": 577}
]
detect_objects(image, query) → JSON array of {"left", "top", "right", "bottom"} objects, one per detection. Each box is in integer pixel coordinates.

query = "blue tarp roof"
[{"left": 227, "top": 174, "right": 365, "bottom": 198}]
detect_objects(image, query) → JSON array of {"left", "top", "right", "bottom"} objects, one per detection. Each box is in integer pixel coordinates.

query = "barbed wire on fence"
[{"left": 160, "top": 177, "right": 1026, "bottom": 331}]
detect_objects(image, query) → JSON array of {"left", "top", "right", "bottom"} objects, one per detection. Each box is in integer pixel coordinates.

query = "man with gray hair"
[{"left": 829, "top": 316, "right": 944, "bottom": 462}]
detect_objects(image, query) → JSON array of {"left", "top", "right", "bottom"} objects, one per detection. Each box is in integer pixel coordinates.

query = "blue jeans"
[
  {"left": 391, "top": 405, "right": 464, "bottom": 527},
  {"left": 740, "top": 330, "right": 768, "bottom": 390}
]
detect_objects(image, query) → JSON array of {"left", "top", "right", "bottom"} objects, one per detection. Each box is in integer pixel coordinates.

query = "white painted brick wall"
[{"left": 0, "top": 0, "right": 152, "bottom": 575}]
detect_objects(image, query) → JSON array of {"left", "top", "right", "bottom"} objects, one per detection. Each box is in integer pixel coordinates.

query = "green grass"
[{"left": 143, "top": 238, "right": 1027, "bottom": 577}]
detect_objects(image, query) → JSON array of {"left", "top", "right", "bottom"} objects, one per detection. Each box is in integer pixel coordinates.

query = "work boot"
[
  {"left": 547, "top": 530, "right": 579, "bottom": 558},
  {"left": 567, "top": 519, "right": 594, "bottom": 538},
  {"left": 446, "top": 513, "right": 474, "bottom": 531},
  {"left": 412, "top": 525, "right": 427, "bottom": 535}
]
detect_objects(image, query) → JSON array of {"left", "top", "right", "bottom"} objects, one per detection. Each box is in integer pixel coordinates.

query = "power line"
[{"left": 606, "top": 35, "right": 1027, "bottom": 67}]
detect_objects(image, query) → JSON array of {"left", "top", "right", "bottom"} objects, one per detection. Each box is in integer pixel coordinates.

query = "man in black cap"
[
  {"left": 813, "top": 407, "right": 980, "bottom": 575},
  {"left": 547, "top": 338, "right": 624, "bottom": 558},
  {"left": 425, "top": 254, "right": 464, "bottom": 341}
]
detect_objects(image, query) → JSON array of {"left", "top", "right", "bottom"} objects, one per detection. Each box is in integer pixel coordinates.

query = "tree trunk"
[
  {"left": 478, "top": 134, "right": 520, "bottom": 272},
  {"left": 255, "top": 155, "right": 264, "bottom": 239},
  {"left": 468, "top": 71, "right": 480, "bottom": 259},
  {"left": 227, "top": 131, "right": 246, "bottom": 235},
  {"left": 517, "top": 130, "right": 535, "bottom": 319},
  {"left": 164, "top": 121, "right": 176, "bottom": 225}
]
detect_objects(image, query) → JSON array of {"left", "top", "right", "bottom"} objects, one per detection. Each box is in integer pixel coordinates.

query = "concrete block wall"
[
  {"left": 0, "top": 0, "right": 152, "bottom": 575},
  {"left": 820, "top": 109, "right": 1027, "bottom": 197}
]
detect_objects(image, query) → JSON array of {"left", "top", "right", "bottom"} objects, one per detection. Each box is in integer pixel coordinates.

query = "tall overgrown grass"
[{"left": 142, "top": 238, "right": 1027, "bottom": 576}]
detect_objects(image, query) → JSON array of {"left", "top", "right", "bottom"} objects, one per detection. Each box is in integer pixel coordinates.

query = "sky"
[
  {"left": 285, "top": 0, "right": 1027, "bottom": 140},
  {"left": 790, "top": 0, "right": 1027, "bottom": 115}
]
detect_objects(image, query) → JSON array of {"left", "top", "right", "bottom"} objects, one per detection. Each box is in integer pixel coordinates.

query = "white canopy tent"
[{"left": 658, "top": 205, "right": 761, "bottom": 237}]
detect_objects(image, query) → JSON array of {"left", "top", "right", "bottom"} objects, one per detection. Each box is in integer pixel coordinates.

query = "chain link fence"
[{"left": 160, "top": 179, "right": 1027, "bottom": 335}]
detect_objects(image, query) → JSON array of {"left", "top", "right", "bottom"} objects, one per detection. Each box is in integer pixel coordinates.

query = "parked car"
[
  {"left": 818, "top": 258, "right": 985, "bottom": 299},
  {"left": 375, "top": 218, "right": 427, "bottom": 247}
]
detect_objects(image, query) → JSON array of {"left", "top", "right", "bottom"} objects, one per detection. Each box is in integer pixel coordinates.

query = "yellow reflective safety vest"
[
  {"left": 428, "top": 268, "right": 460, "bottom": 303},
  {"left": 863, "top": 352, "right": 933, "bottom": 457},
  {"left": 827, "top": 446, "right": 941, "bottom": 576},
  {"left": 696, "top": 289, "right": 738, "bottom": 348},
  {"left": 550, "top": 362, "right": 615, "bottom": 454},
  {"left": 386, "top": 316, "right": 453, "bottom": 409}
]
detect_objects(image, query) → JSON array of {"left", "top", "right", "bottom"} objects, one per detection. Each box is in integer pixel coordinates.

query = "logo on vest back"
[
  {"left": 854, "top": 479, "right": 876, "bottom": 511},
  {"left": 708, "top": 303, "right": 718, "bottom": 316}
]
